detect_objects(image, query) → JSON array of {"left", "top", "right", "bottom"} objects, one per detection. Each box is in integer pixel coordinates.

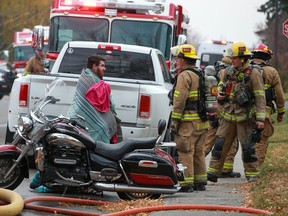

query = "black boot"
[
  {"left": 220, "top": 171, "right": 241, "bottom": 178},
  {"left": 179, "top": 185, "right": 194, "bottom": 193},
  {"left": 207, "top": 173, "right": 218, "bottom": 182},
  {"left": 193, "top": 182, "right": 206, "bottom": 191}
]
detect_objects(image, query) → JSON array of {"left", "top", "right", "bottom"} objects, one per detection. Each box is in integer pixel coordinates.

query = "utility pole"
[{"left": 274, "top": 0, "right": 279, "bottom": 69}]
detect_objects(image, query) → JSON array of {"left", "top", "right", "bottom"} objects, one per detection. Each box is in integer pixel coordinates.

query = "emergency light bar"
[
  {"left": 59, "top": 0, "right": 164, "bottom": 14},
  {"left": 207, "top": 40, "right": 228, "bottom": 45},
  {"left": 98, "top": 44, "right": 121, "bottom": 51},
  {"left": 14, "top": 32, "right": 33, "bottom": 44}
]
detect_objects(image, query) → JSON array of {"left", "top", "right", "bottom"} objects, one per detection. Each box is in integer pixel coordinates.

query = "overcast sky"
[{"left": 168, "top": 0, "right": 268, "bottom": 47}]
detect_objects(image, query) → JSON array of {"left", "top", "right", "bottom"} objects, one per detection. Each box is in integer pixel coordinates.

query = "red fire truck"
[
  {"left": 12, "top": 27, "right": 49, "bottom": 75},
  {"left": 47, "top": 0, "right": 189, "bottom": 67}
]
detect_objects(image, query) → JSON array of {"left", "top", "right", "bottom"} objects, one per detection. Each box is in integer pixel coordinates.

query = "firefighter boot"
[
  {"left": 193, "top": 182, "right": 206, "bottom": 191},
  {"left": 179, "top": 184, "right": 194, "bottom": 193},
  {"left": 246, "top": 177, "right": 257, "bottom": 183},
  {"left": 207, "top": 173, "right": 218, "bottom": 182},
  {"left": 220, "top": 171, "right": 241, "bottom": 178}
]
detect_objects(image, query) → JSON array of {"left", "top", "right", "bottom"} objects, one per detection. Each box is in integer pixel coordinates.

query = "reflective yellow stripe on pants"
[
  {"left": 179, "top": 177, "right": 194, "bottom": 186},
  {"left": 194, "top": 174, "right": 207, "bottom": 183},
  {"left": 245, "top": 171, "right": 260, "bottom": 178}
]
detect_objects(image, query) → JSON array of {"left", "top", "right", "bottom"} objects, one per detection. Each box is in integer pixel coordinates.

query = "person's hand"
[
  {"left": 277, "top": 113, "right": 284, "bottom": 123},
  {"left": 171, "top": 121, "right": 179, "bottom": 134},
  {"left": 256, "top": 121, "right": 265, "bottom": 129}
]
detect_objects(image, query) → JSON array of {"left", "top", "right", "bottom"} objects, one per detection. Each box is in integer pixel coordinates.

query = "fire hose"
[{"left": 0, "top": 189, "right": 273, "bottom": 216}]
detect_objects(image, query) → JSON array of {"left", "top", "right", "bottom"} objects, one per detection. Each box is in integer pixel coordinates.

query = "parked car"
[{"left": 0, "top": 61, "right": 16, "bottom": 100}]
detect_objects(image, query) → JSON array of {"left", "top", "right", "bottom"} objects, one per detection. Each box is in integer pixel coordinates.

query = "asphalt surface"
[{"left": 1, "top": 95, "right": 281, "bottom": 215}]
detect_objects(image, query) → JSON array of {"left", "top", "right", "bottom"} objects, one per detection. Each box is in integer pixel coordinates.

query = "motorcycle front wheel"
[
  {"left": 117, "top": 192, "right": 161, "bottom": 200},
  {"left": 0, "top": 156, "right": 24, "bottom": 190}
]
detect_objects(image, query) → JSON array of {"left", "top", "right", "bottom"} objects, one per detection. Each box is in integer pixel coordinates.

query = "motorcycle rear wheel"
[
  {"left": 0, "top": 156, "right": 24, "bottom": 190},
  {"left": 117, "top": 192, "right": 161, "bottom": 200}
]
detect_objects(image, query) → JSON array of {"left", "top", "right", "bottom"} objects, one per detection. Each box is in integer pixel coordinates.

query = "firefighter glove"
[
  {"left": 277, "top": 113, "right": 284, "bottom": 123},
  {"left": 208, "top": 113, "right": 219, "bottom": 128},
  {"left": 250, "top": 128, "right": 264, "bottom": 143}
]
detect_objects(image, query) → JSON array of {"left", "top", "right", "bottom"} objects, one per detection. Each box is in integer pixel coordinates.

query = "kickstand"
[{"left": 61, "top": 186, "right": 68, "bottom": 197}]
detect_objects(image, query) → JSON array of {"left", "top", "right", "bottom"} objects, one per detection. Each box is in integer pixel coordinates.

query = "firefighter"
[
  {"left": 171, "top": 44, "right": 209, "bottom": 192},
  {"left": 250, "top": 44, "right": 285, "bottom": 167},
  {"left": 207, "top": 42, "right": 266, "bottom": 183},
  {"left": 204, "top": 56, "right": 241, "bottom": 178},
  {"left": 24, "top": 49, "right": 48, "bottom": 75}
]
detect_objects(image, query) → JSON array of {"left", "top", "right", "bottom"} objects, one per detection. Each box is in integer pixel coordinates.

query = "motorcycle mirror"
[
  {"left": 158, "top": 119, "right": 166, "bottom": 135},
  {"left": 32, "top": 25, "right": 45, "bottom": 50}
]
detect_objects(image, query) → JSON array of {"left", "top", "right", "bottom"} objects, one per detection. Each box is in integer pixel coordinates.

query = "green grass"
[
  {"left": 269, "top": 109, "right": 288, "bottom": 143},
  {"left": 284, "top": 92, "right": 288, "bottom": 101},
  {"left": 249, "top": 109, "right": 288, "bottom": 215}
]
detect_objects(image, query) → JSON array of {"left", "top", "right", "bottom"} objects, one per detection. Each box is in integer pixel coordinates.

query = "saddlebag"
[{"left": 121, "top": 150, "right": 178, "bottom": 186}]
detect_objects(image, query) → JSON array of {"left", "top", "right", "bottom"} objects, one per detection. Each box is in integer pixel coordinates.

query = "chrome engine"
[{"left": 43, "top": 133, "right": 88, "bottom": 184}]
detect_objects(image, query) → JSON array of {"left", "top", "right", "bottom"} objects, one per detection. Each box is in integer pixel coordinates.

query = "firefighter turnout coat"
[
  {"left": 172, "top": 68, "right": 209, "bottom": 185},
  {"left": 218, "top": 61, "right": 266, "bottom": 123},
  {"left": 208, "top": 60, "right": 266, "bottom": 179},
  {"left": 252, "top": 58, "right": 286, "bottom": 167}
]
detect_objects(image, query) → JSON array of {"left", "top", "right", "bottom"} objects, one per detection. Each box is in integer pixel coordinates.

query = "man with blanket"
[{"left": 68, "top": 55, "right": 119, "bottom": 143}]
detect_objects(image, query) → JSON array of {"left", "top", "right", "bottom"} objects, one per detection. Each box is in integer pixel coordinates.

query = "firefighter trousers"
[
  {"left": 208, "top": 119, "right": 260, "bottom": 179},
  {"left": 204, "top": 126, "right": 239, "bottom": 173},
  {"left": 175, "top": 121, "right": 207, "bottom": 185},
  {"left": 256, "top": 117, "right": 274, "bottom": 167}
]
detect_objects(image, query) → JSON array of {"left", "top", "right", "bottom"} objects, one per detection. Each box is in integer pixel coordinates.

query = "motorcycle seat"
[{"left": 94, "top": 137, "right": 158, "bottom": 161}]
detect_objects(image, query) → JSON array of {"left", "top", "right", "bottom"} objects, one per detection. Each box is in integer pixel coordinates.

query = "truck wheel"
[
  {"left": 0, "top": 155, "right": 25, "bottom": 190},
  {"left": 117, "top": 192, "right": 161, "bottom": 200},
  {"left": 0, "top": 95, "right": 3, "bottom": 100},
  {"left": 5, "top": 124, "right": 15, "bottom": 144}
]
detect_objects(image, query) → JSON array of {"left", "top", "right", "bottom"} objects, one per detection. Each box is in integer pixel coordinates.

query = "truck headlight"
[{"left": 18, "top": 117, "right": 33, "bottom": 132}]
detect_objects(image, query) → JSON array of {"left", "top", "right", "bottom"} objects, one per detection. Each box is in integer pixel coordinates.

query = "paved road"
[{"left": 0, "top": 96, "right": 267, "bottom": 215}]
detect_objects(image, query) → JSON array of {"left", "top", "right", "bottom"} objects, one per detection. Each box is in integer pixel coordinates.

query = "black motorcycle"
[{"left": 0, "top": 78, "right": 184, "bottom": 200}]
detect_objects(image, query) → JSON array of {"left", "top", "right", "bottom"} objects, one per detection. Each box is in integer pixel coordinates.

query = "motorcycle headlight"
[{"left": 18, "top": 117, "right": 33, "bottom": 132}]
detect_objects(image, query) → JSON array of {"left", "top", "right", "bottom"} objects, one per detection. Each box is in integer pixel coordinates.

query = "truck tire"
[
  {"left": 0, "top": 95, "right": 3, "bottom": 100},
  {"left": 5, "top": 124, "right": 15, "bottom": 144}
]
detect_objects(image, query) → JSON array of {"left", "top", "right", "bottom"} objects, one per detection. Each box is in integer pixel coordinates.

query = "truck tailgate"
[
  {"left": 108, "top": 81, "right": 140, "bottom": 124},
  {"left": 29, "top": 75, "right": 77, "bottom": 116}
]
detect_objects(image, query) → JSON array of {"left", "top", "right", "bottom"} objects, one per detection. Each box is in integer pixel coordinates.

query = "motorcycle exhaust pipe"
[{"left": 94, "top": 182, "right": 179, "bottom": 194}]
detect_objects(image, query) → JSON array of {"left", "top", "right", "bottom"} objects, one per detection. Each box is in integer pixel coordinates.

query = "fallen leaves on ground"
[
  {"left": 99, "top": 198, "right": 165, "bottom": 216},
  {"left": 241, "top": 141, "right": 288, "bottom": 215}
]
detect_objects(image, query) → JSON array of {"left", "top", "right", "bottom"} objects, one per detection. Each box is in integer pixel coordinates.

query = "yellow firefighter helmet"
[
  {"left": 176, "top": 44, "right": 199, "bottom": 59},
  {"left": 226, "top": 42, "right": 252, "bottom": 58}
]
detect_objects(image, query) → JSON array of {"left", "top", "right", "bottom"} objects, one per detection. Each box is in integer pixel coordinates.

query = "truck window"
[
  {"left": 199, "top": 53, "right": 223, "bottom": 69},
  {"left": 58, "top": 47, "right": 155, "bottom": 81},
  {"left": 157, "top": 53, "right": 171, "bottom": 83},
  {"left": 49, "top": 17, "right": 109, "bottom": 52},
  {"left": 111, "top": 20, "right": 172, "bottom": 59},
  {"left": 13, "top": 44, "right": 49, "bottom": 61}
]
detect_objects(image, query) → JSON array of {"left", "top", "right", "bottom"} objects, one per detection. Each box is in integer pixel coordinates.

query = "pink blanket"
[{"left": 85, "top": 80, "right": 111, "bottom": 112}]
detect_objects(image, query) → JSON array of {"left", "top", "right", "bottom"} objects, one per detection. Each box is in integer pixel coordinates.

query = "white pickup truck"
[{"left": 6, "top": 42, "right": 173, "bottom": 143}]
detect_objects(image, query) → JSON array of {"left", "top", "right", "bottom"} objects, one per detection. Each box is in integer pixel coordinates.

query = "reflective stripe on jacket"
[
  {"left": 253, "top": 59, "right": 285, "bottom": 115},
  {"left": 172, "top": 69, "right": 201, "bottom": 121}
]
